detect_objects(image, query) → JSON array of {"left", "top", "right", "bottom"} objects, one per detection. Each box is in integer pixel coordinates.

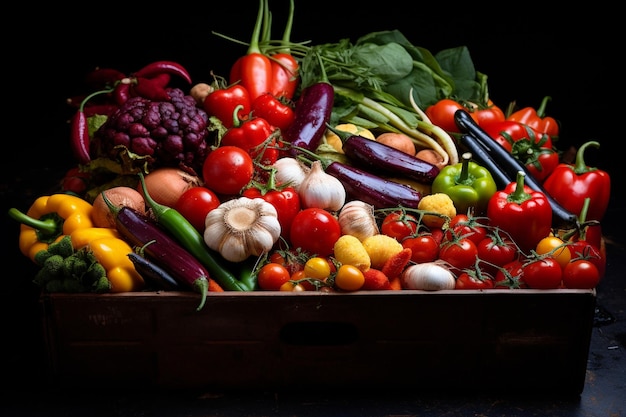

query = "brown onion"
[
  {"left": 138, "top": 168, "right": 202, "bottom": 208},
  {"left": 92, "top": 186, "right": 147, "bottom": 228}
]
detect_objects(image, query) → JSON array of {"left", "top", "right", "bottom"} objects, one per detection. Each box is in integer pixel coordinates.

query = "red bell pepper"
[
  {"left": 251, "top": 93, "right": 295, "bottom": 131},
  {"left": 220, "top": 106, "right": 278, "bottom": 166},
  {"left": 507, "top": 96, "right": 559, "bottom": 138},
  {"left": 487, "top": 171, "right": 553, "bottom": 253},
  {"left": 203, "top": 83, "right": 251, "bottom": 129},
  {"left": 229, "top": 0, "right": 272, "bottom": 101},
  {"left": 242, "top": 169, "right": 301, "bottom": 240},
  {"left": 542, "top": 141, "right": 610, "bottom": 222}
]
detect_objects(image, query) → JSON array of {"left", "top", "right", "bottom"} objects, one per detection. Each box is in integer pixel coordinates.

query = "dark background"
[{"left": 2, "top": 1, "right": 622, "bottom": 390}]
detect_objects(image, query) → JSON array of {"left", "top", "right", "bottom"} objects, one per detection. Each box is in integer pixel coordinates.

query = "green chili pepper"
[
  {"left": 138, "top": 173, "right": 254, "bottom": 291},
  {"left": 431, "top": 152, "right": 497, "bottom": 216}
]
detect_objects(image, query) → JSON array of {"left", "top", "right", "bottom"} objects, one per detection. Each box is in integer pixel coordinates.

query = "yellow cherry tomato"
[
  {"left": 536, "top": 236, "right": 571, "bottom": 269},
  {"left": 304, "top": 257, "right": 332, "bottom": 280},
  {"left": 334, "top": 264, "right": 365, "bottom": 291}
]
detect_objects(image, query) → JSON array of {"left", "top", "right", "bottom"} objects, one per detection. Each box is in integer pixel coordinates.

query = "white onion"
[{"left": 402, "top": 263, "right": 456, "bottom": 290}]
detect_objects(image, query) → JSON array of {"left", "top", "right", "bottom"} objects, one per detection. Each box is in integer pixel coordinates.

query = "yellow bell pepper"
[
  {"left": 8, "top": 194, "right": 95, "bottom": 262},
  {"left": 77, "top": 235, "right": 145, "bottom": 293}
]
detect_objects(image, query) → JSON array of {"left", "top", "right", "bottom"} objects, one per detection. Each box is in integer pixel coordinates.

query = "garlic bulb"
[
  {"left": 272, "top": 157, "right": 310, "bottom": 193},
  {"left": 204, "top": 197, "right": 281, "bottom": 262},
  {"left": 299, "top": 160, "right": 346, "bottom": 211},
  {"left": 338, "top": 200, "right": 380, "bottom": 241}
]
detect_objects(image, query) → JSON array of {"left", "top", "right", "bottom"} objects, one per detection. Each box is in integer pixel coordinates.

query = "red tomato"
[
  {"left": 381, "top": 211, "right": 418, "bottom": 242},
  {"left": 174, "top": 186, "right": 220, "bottom": 232},
  {"left": 425, "top": 99, "right": 466, "bottom": 133},
  {"left": 444, "top": 214, "right": 488, "bottom": 245},
  {"left": 522, "top": 257, "right": 563, "bottom": 289},
  {"left": 242, "top": 186, "right": 301, "bottom": 240},
  {"left": 438, "top": 238, "right": 478, "bottom": 274},
  {"left": 562, "top": 259, "right": 600, "bottom": 289},
  {"left": 470, "top": 100, "right": 505, "bottom": 126},
  {"left": 455, "top": 271, "right": 495, "bottom": 290},
  {"left": 402, "top": 234, "right": 440, "bottom": 263},
  {"left": 494, "top": 259, "right": 527, "bottom": 289},
  {"left": 269, "top": 249, "right": 305, "bottom": 275},
  {"left": 257, "top": 263, "right": 292, "bottom": 291},
  {"left": 202, "top": 146, "right": 254, "bottom": 196},
  {"left": 289, "top": 208, "right": 341, "bottom": 257},
  {"left": 476, "top": 234, "right": 518, "bottom": 275},
  {"left": 568, "top": 240, "right": 606, "bottom": 278}
]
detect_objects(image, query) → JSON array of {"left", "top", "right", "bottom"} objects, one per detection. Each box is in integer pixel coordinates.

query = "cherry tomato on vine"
[
  {"left": 455, "top": 271, "right": 495, "bottom": 290},
  {"left": 439, "top": 237, "right": 478, "bottom": 273},
  {"left": 381, "top": 211, "right": 419, "bottom": 242},
  {"left": 522, "top": 257, "right": 562, "bottom": 289},
  {"left": 568, "top": 240, "right": 606, "bottom": 278},
  {"left": 535, "top": 236, "right": 571, "bottom": 269},
  {"left": 476, "top": 234, "right": 518, "bottom": 275},
  {"left": 289, "top": 208, "right": 341, "bottom": 257},
  {"left": 444, "top": 214, "right": 488, "bottom": 245},
  {"left": 562, "top": 259, "right": 600, "bottom": 289},
  {"left": 280, "top": 281, "right": 306, "bottom": 292},
  {"left": 494, "top": 259, "right": 527, "bottom": 289},
  {"left": 334, "top": 264, "right": 365, "bottom": 291},
  {"left": 174, "top": 186, "right": 220, "bottom": 232},
  {"left": 202, "top": 146, "right": 254, "bottom": 195},
  {"left": 402, "top": 234, "right": 440, "bottom": 263},
  {"left": 304, "top": 257, "right": 332, "bottom": 280},
  {"left": 257, "top": 263, "right": 292, "bottom": 291}
]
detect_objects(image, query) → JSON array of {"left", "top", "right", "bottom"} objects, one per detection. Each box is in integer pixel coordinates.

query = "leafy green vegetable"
[{"left": 299, "top": 29, "right": 482, "bottom": 109}]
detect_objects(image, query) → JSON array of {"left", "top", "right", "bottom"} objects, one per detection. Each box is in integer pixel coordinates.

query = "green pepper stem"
[
  {"left": 458, "top": 152, "right": 471, "bottom": 184},
  {"left": 7, "top": 208, "right": 59, "bottom": 234},
  {"left": 536, "top": 96, "right": 552, "bottom": 118}
]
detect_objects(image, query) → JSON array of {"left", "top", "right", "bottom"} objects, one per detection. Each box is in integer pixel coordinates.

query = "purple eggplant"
[
  {"left": 325, "top": 161, "right": 422, "bottom": 209},
  {"left": 284, "top": 81, "right": 334, "bottom": 156},
  {"left": 103, "top": 193, "right": 210, "bottom": 311},
  {"left": 330, "top": 127, "right": 440, "bottom": 184}
]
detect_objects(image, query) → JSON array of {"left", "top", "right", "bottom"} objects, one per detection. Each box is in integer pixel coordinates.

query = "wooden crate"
[{"left": 40, "top": 289, "right": 595, "bottom": 394}]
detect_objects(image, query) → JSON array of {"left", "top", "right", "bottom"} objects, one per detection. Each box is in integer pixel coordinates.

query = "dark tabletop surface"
[{"left": 1, "top": 3, "right": 624, "bottom": 416}]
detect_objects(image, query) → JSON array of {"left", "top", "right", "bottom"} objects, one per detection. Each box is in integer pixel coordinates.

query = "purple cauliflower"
[{"left": 94, "top": 88, "right": 212, "bottom": 175}]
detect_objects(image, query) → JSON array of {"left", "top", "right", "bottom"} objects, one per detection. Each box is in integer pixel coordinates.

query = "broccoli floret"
[
  {"left": 33, "top": 249, "right": 52, "bottom": 266},
  {"left": 43, "top": 255, "right": 65, "bottom": 277},
  {"left": 83, "top": 263, "right": 107, "bottom": 287},
  {"left": 62, "top": 278, "right": 87, "bottom": 293},
  {"left": 44, "top": 279, "right": 65, "bottom": 293},
  {"left": 47, "top": 235, "right": 74, "bottom": 258},
  {"left": 92, "top": 276, "right": 112, "bottom": 293}
]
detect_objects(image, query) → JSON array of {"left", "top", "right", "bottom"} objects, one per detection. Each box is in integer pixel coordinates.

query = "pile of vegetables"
[{"left": 8, "top": 0, "right": 611, "bottom": 308}]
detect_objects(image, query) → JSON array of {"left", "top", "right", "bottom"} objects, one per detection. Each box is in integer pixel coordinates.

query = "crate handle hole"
[{"left": 280, "top": 321, "right": 359, "bottom": 346}]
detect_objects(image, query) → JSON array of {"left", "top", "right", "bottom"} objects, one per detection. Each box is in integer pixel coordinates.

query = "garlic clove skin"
[
  {"left": 272, "top": 157, "right": 310, "bottom": 192},
  {"left": 299, "top": 160, "right": 346, "bottom": 211}
]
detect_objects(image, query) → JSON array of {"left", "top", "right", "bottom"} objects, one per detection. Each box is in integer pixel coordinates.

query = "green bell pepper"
[{"left": 431, "top": 152, "right": 497, "bottom": 216}]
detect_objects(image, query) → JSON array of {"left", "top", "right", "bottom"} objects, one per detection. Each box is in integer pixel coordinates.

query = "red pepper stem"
[
  {"left": 507, "top": 171, "right": 532, "bottom": 204},
  {"left": 278, "top": 0, "right": 295, "bottom": 53},
  {"left": 248, "top": 0, "right": 265, "bottom": 55},
  {"left": 536, "top": 96, "right": 552, "bottom": 118},
  {"left": 573, "top": 141, "right": 600, "bottom": 175}
]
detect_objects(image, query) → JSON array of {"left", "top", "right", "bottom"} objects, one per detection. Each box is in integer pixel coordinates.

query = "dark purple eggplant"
[
  {"left": 103, "top": 193, "right": 210, "bottom": 311},
  {"left": 127, "top": 251, "right": 181, "bottom": 291},
  {"left": 455, "top": 110, "right": 578, "bottom": 229},
  {"left": 458, "top": 134, "right": 511, "bottom": 189},
  {"left": 329, "top": 126, "right": 439, "bottom": 184},
  {"left": 285, "top": 81, "right": 334, "bottom": 156},
  {"left": 325, "top": 161, "right": 422, "bottom": 209}
]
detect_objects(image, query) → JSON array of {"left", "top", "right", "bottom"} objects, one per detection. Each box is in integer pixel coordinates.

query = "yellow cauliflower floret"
[
  {"left": 417, "top": 193, "right": 457, "bottom": 228},
  {"left": 362, "top": 234, "right": 404, "bottom": 269},
  {"left": 324, "top": 123, "right": 376, "bottom": 153},
  {"left": 333, "top": 234, "right": 371, "bottom": 272}
]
